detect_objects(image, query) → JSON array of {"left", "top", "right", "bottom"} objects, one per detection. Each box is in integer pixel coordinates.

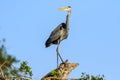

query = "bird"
[{"left": 45, "top": 6, "right": 71, "bottom": 68}]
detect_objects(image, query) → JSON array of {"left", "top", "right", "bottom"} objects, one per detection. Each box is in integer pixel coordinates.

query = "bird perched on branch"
[{"left": 45, "top": 6, "right": 71, "bottom": 68}]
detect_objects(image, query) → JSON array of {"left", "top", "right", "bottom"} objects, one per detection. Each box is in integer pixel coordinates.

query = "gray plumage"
[
  {"left": 45, "top": 6, "right": 71, "bottom": 68},
  {"left": 45, "top": 6, "right": 71, "bottom": 48},
  {"left": 45, "top": 23, "right": 68, "bottom": 47}
]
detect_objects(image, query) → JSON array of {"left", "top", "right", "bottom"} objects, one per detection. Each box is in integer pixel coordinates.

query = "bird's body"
[
  {"left": 45, "top": 9, "right": 70, "bottom": 47},
  {"left": 45, "top": 6, "right": 71, "bottom": 68},
  {"left": 45, "top": 23, "right": 68, "bottom": 47}
]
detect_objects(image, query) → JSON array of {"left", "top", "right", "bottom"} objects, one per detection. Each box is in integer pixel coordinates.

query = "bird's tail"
[{"left": 45, "top": 38, "right": 51, "bottom": 47}]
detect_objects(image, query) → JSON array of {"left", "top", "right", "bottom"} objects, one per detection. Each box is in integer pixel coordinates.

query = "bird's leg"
[
  {"left": 57, "top": 45, "right": 64, "bottom": 63},
  {"left": 56, "top": 42, "right": 64, "bottom": 68},
  {"left": 56, "top": 44, "right": 59, "bottom": 68}
]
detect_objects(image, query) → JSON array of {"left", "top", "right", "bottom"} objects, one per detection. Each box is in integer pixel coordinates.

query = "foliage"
[
  {"left": 0, "top": 39, "right": 19, "bottom": 77},
  {"left": 41, "top": 70, "right": 61, "bottom": 80},
  {"left": 50, "top": 70, "right": 61, "bottom": 78},
  {"left": 19, "top": 61, "right": 33, "bottom": 77},
  {"left": 78, "top": 72, "right": 105, "bottom": 80},
  {"left": 0, "top": 39, "right": 33, "bottom": 80}
]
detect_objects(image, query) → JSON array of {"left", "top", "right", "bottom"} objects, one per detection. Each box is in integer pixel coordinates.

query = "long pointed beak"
[{"left": 58, "top": 7, "right": 67, "bottom": 11}]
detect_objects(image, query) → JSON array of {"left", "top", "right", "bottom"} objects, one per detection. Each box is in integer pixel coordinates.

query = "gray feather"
[{"left": 45, "top": 23, "right": 67, "bottom": 47}]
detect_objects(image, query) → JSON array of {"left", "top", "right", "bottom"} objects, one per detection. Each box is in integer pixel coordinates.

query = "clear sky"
[{"left": 0, "top": 0, "right": 120, "bottom": 80}]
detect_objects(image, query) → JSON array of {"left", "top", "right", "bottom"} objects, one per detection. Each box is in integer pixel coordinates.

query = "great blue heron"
[{"left": 45, "top": 6, "right": 71, "bottom": 68}]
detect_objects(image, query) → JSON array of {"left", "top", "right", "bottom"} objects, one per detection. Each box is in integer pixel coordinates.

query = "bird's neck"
[{"left": 66, "top": 14, "right": 70, "bottom": 29}]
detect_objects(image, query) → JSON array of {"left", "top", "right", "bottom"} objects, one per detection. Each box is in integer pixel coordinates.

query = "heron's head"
[{"left": 58, "top": 6, "right": 71, "bottom": 15}]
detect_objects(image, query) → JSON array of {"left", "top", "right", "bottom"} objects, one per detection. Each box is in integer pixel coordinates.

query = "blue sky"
[{"left": 0, "top": 0, "right": 120, "bottom": 79}]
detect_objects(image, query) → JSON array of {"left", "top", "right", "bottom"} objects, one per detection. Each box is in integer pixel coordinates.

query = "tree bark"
[
  {"left": 41, "top": 60, "right": 79, "bottom": 80},
  {"left": 0, "top": 76, "right": 5, "bottom": 80}
]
